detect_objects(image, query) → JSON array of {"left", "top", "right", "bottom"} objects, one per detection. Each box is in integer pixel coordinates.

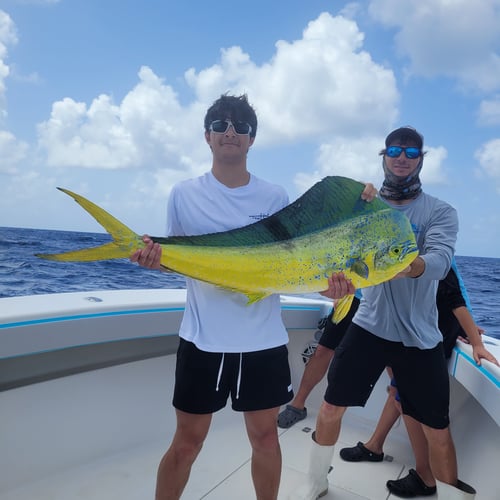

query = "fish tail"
[{"left": 35, "top": 188, "right": 143, "bottom": 262}]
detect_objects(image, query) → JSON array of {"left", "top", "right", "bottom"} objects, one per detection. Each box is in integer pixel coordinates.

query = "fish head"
[
  {"left": 372, "top": 239, "right": 419, "bottom": 277},
  {"left": 346, "top": 209, "right": 418, "bottom": 287},
  {"left": 370, "top": 210, "right": 419, "bottom": 282}
]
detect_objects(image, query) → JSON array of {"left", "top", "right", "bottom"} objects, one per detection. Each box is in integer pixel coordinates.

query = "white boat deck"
[
  {"left": 1, "top": 409, "right": 415, "bottom": 500},
  {"left": 3, "top": 354, "right": 494, "bottom": 500},
  {"left": 1, "top": 291, "right": 498, "bottom": 499},
  {"left": 0, "top": 363, "right": 411, "bottom": 500}
]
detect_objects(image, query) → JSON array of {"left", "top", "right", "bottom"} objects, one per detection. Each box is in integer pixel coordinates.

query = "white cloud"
[
  {"left": 35, "top": 12, "right": 400, "bottom": 194},
  {"left": 0, "top": 11, "right": 17, "bottom": 59},
  {"left": 187, "top": 13, "right": 399, "bottom": 145},
  {"left": 368, "top": 0, "right": 500, "bottom": 92},
  {"left": 37, "top": 67, "right": 207, "bottom": 172},
  {"left": 1, "top": 8, "right": 453, "bottom": 205},
  {"left": 8, "top": 64, "right": 43, "bottom": 85},
  {"left": 0, "top": 130, "right": 29, "bottom": 173},
  {"left": 37, "top": 95, "right": 139, "bottom": 169},
  {"left": 295, "top": 136, "right": 384, "bottom": 192},
  {"left": 0, "top": 12, "right": 30, "bottom": 176},
  {"left": 294, "top": 138, "right": 448, "bottom": 193},
  {"left": 0, "top": 10, "right": 18, "bottom": 118},
  {"left": 420, "top": 146, "right": 448, "bottom": 184},
  {"left": 478, "top": 96, "right": 500, "bottom": 125},
  {"left": 475, "top": 138, "right": 500, "bottom": 190}
]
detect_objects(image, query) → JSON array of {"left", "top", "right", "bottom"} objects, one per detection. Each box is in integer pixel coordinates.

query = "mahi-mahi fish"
[{"left": 36, "top": 176, "right": 418, "bottom": 322}]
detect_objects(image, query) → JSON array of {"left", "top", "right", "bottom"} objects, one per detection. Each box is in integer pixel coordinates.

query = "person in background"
[
  {"left": 277, "top": 292, "right": 361, "bottom": 429},
  {"left": 340, "top": 263, "right": 498, "bottom": 498},
  {"left": 278, "top": 263, "right": 496, "bottom": 431},
  {"left": 291, "top": 126, "right": 477, "bottom": 500}
]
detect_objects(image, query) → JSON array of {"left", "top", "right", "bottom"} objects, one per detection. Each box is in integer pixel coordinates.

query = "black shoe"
[
  {"left": 386, "top": 469, "right": 437, "bottom": 498},
  {"left": 339, "top": 442, "right": 384, "bottom": 462}
]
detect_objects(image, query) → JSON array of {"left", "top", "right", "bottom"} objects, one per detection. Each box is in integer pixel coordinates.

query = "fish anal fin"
[
  {"left": 246, "top": 292, "right": 269, "bottom": 305},
  {"left": 196, "top": 282, "right": 269, "bottom": 305},
  {"left": 332, "top": 294, "right": 355, "bottom": 324}
]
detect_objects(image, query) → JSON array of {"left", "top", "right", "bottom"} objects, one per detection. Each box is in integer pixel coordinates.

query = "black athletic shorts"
[
  {"left": 318, "top": 296, "right": 360, "bottom": 350},
  {"left": 173, "top": 338, "right": 293, "bottom": 414},
  {"left": 325, "top": 324, "right": 450, "bottom": 429}
]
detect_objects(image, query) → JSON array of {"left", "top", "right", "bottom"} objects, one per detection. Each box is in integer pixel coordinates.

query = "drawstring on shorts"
[
  {"left": 215, "top": 352, "right": 243, "bottom": 399},
  {"left": 236, "top": 353, "right": 242, "bottom": 399},
  {"left": 215, "top": 353, "right": 225, "bottom": 392}
]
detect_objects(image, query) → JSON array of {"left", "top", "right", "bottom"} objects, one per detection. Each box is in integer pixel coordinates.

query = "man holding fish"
[
  {"left": 131, "top": 94, "right": 377, "bottom": 500},
  {"left": 294, "top": 126, "right": 477, "bottom": 500}
]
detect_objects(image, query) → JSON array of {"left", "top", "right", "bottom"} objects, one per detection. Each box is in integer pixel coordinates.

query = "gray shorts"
[
  {"left": 325, "top": 324, "right": 450, "bottom": 429},
  {"left": 173, "top": 339, "right": 293, "bottom": 413}
]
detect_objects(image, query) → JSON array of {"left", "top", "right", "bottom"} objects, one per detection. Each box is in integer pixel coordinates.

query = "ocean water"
[{"left": 1, "top": 226, "right": 499, "bottom": 339}]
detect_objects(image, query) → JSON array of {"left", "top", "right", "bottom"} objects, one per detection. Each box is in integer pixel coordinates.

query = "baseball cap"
[{"left": 385, "top": 126, "right": 424, "bottom": 149}]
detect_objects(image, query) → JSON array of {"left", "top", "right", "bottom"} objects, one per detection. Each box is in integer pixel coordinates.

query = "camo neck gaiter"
[{"left": 379, "top": 156, "right": 423, "bottom": 201}]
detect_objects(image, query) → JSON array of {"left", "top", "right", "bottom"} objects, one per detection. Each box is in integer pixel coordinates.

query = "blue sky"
[{"left": 1, "top": 0, "right": 499, "bottom": 258}]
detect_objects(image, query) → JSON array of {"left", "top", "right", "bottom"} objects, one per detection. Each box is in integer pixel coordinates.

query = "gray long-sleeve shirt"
[{"left": 353, "top": 192, "right": 458, "bottom": 349}]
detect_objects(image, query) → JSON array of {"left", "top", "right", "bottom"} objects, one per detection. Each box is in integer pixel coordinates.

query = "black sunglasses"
[
  {"left": 386, "top": 146, "right": 421, "bottom": 159},
  {"left": 209, "top": 120, "right": 252, "bottom": 135}
]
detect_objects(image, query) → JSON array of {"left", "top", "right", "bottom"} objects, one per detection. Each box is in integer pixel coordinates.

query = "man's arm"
[{"left": 395, "top": 256, "right": 425, "bottom": 279}]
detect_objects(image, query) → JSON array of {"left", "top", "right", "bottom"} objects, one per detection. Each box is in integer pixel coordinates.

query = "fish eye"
[{"left": 390, "top": 246, "right": 402, "bottom": 257}]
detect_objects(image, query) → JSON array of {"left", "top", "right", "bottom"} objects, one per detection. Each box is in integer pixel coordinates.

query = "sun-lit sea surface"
[{"left": 1, "top": 226, "right": 499, "bottom": 339}]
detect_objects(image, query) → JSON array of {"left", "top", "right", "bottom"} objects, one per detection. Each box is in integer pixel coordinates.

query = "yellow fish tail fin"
[
  {"left": 332, "top": 294, "right": 355, "bottom": 324},
  {"left": 36, "top": 241, "right": 134, "bottom": 262},
  {"left": 35, "top": 188, "right": 143, "bottom": 262}
]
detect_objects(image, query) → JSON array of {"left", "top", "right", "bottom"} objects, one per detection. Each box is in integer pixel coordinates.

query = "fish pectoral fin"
[
  {"left": 332, "top": 294, "right": 355, "bottom": 324},
  {"left": 351, "top": 259, "right": 369, "bottom": 279}
]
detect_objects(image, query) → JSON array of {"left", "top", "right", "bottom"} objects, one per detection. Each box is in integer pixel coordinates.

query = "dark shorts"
[
  {"left": 318, "top": 296, "right": 360, "bottom": 350},
  {"left": 173, "top": 338, "right": 293, "bottom": 414},
  {"left": 325, "top": 324, "right": 450, "bottom": 429}
]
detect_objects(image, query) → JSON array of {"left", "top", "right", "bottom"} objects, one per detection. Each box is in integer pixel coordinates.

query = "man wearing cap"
[{"left": 290, "top": 127, "right": 476, "bottom": 500}]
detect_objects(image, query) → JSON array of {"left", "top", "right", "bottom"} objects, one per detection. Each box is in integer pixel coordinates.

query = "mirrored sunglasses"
[
  {"left": 209, "top": 120, "right": 252, "bottom": 135},
  {"left": 386, "top": 146, "right": 421, "bottom": 159}
]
